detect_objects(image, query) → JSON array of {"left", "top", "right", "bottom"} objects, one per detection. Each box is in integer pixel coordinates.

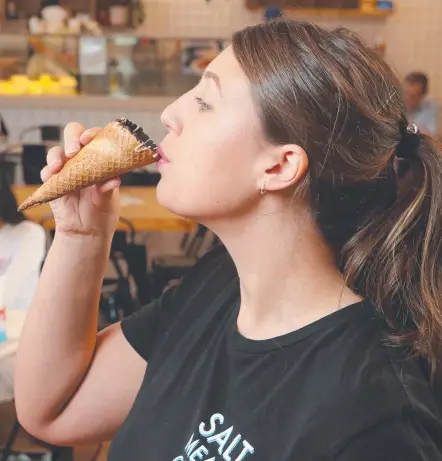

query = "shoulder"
[
  {"left": 322, "top": 311, "right": 442, "bottom": 454},
  {"left": 334, "top": 346, "right": 442, "bottom": 459},
  {"left": 120, "top": 243, "right": 238, "bottom": 361},
  {"left": 422, "top": 97, "right": 439, "bottom": 112},
  {"left": 302, "top": 304, "right": 442, "bottom": 455},
  {"left": 335, "top": 412, "right": 442, "bottom": 460},
  {"left": 343, "top": 343, "right": 439, "bottom": 420}
]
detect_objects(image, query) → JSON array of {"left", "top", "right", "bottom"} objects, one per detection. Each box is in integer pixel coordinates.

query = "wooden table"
[{"left": 13, "top": 186, "right": 196, "bottom": 233}]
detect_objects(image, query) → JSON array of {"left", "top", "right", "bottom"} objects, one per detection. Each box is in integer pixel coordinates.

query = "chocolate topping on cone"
[
  {"left": 116, "top": 118, "right": 158, "bottom": 154},
  {"left": 17, "top": 119, "right": 158, "bottom": 211}
]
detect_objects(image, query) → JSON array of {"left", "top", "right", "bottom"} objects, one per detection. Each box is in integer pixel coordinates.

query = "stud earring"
[{"left": 260, "top": 182, "right": 267, "bottom": 195}]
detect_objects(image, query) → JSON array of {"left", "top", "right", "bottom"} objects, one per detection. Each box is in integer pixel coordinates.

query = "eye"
[{"left": 195, "top": 96, "right": 213, "bottom": 112}]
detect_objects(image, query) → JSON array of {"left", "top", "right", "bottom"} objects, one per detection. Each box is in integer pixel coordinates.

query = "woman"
[{"left": 14, "top": 20, "right": 442, "bottom": 460}]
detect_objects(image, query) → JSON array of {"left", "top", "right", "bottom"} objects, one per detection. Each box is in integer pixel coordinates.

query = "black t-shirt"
[{"left": 108, "top": 245, "right": 442, "bottom": 461}]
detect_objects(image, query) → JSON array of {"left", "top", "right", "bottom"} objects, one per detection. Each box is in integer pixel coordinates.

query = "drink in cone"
[{"left": 17, "top": 118, "right": 158, "bottom": 211}]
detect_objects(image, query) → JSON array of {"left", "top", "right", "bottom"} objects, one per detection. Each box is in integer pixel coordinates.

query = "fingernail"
[
  {"left": 109, "top": 178, "right": 120, "bottom": 189},
  {"left": 66, "top": 143, "right": 80, "bottom": 156},
  {"left": 80, "top": 132, "right": 90, "bottom": 143}
]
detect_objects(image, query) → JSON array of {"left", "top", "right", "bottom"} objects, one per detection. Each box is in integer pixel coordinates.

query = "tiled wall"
[
  {"left": 1, "top": 0, "right": 440, "bottom": 149},
  {"left": 141, "top": 0, "right": 442, "bottom": 106},
  {"left": 140, "top": 0, "right": 386, "bottom": 43},
  {"left": 384, "top": 0, "right": 442, "bottom": 104},
  {"left": 0, "top": 107, "right": 165, "bottom": 146}
]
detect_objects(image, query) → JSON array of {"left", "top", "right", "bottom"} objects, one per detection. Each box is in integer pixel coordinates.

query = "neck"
[{"left": 208, "top": 199, "right": 363, "bottom": 340}]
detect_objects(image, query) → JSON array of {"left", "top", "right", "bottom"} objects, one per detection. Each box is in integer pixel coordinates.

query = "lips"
[{"left": 157, "top": 146, "right": 170, "bottom": 163}]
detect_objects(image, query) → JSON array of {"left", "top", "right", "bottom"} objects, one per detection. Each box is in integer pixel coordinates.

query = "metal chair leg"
[
  {"left": 51, "top": 446, "right": 74, "bottom": 461},
  {"left": 1, "top": 419, "right": 21, "bottom": 461}
]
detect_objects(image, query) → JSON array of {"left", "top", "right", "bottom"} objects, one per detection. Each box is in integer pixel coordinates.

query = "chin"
[
  {"left": 156, "top": 185, "right": 216, "bottom": 224},
  {"left": 156, "top": 180, "right": 193, "bottom": 219},
  {"left": 155, "top": 180, "right": 175, "bottom": 211},
  {"left": 156, "top": 179, "right": 248, "bottom": 225}
]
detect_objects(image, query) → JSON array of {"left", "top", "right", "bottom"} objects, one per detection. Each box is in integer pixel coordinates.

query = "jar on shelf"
[{"left": 360, "top": 0, "right": 376, "bottom": 12}]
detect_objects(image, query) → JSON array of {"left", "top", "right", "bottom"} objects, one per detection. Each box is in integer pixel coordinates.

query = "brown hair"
[
  {"left": 232, "top": 21, "right": 442, "bottom": 378},
  {"left": 0, "top": 174, "right": 26, "bottom": 225},
  {"left": 405, "top": 72, "right": 429, "bottom": 95}
]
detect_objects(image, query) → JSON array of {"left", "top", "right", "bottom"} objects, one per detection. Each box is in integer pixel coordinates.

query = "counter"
[
  {"left": 0, "top": 33, "right": 226, "bottom": 98},
  {"left": 0, "top": 94, "right": 175, "bottom": 111}
]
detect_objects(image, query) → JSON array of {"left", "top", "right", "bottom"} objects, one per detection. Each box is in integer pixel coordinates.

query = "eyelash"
[{"left": 195, "top": 96, "right": 213, "bottom": 112}]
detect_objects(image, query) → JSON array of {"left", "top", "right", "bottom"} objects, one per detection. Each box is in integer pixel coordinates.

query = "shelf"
[
  {"left": 248, "top": 8, "right": 393, "bottom": 17},
  {"left": 0, "top": 94, "right": 176, "bottom": 111}
]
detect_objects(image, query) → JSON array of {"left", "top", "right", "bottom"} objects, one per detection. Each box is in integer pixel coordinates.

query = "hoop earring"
[{"left": 260, "top": 182, "right": 267, "bottom": 195}]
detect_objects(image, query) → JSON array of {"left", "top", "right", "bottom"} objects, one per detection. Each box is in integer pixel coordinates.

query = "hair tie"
[{"left": 395, "top": 123, "right": 421, "bottom": 160}]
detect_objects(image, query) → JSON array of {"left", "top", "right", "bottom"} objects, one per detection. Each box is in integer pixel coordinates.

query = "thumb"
[{"left": 90, "top": 177, "right": 121, "bottom": 213}]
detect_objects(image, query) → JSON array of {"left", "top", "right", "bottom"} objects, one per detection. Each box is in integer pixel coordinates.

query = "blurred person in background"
[
  {"left": 404, "top": 72, "right": 439, "bottom": 137},
  {"left": 0, "top": 178, "right": 46, "bottom": 407},
  {"left": 0, "top": 179, "right": 46, "bottom": 324}
]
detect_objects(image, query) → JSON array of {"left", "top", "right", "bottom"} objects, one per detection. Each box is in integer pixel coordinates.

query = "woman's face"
[{"left": 156, "top": 46, "right": 272, "bottom": 222}]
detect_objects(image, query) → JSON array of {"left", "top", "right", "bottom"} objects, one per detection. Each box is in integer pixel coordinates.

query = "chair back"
[
  {"left": 0, "top": 161, "right": 15, "bottom": 187},
  {"left": 181, "top": 224, "right": 216, "bottom": 258},
  {"left": 22, "top": 144, "right": 47, "bottom": 185}
]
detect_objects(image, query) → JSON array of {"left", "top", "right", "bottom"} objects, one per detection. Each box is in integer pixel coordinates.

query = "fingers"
[
  {"left": 46, "top": 145, "right": 65, "bottom": 167},
  {"left": 41, "top": 123, "right": 103, "bottom": 186},
  {"left": 80, "top": 127, "right": 102, "bottom": 146},
  {"left": 40, "top": 162, "right": 63, "bottom": 182},
  {"left": 64, "top": 121, "right": 85, "bottom": 158},
  {"left": 91, "top": 177, "right": 121, "bottom": 214},
  {"left": 42, "top": 123, "right": 103, "bottom": 183},
  {"left": 40, "top": 166, "right": 50, "bottom": 183},
  {"left": 95, "top": 177, "right": 121, "bottom": 194},
  {"left": 43, "top": 145, "right": 65, "bottom": 181}
]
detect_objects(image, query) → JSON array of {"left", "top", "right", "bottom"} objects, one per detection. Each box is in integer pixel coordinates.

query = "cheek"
[
  {"left": 156, "top": 147, "right": 249, "bottom": 219},
  {"left": 156, "top": 118, "right": 259, "bottom": 219},
  {"left": 156, "top": 104, "right": 262, "bottom": 219}
]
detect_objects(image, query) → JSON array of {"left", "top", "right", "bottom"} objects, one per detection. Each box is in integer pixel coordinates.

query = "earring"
[{"left": 260, "top": 182, "right": 267, "bottom": 195}]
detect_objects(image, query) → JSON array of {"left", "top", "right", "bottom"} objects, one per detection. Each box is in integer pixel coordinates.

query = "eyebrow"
[{"left": 204, "top": 70, "right": 222, "bottom": 95}]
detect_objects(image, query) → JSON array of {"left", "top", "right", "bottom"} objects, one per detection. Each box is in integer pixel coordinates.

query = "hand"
[{"left": 41, "top": 122, "right": 121, "bottom": 237}]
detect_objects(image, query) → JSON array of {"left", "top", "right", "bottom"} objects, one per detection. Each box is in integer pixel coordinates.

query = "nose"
[{"left": 160, "top": 101, "right": 183, "bottom": 136}]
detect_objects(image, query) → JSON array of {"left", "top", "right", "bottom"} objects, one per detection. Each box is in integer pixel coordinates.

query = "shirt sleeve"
[
  {"left": 120, "top": 283, "right": 179, "bottom": 362},
  {"left": 425, "top": 102, "right": 439, "bottom": 137},
  {"left": 120, "top": 243, "right": 231, "bottom": 362},
  {"left": 335, "top": 417, "right": 442, "bottom": 461},
  {"left": 418, "top": 100, "right": 439, "bottom": 137}
]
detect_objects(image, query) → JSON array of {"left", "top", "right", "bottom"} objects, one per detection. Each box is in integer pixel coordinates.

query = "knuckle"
[
  {"left": 40, "top": 166, "right": 49, "bottom": 181},
  {"left": 46, "top": 145, "right": 63, "bottom": 164},
  {"left": 80, "top": 127, "right": 102, "bottom": 142},
  {"left": 64, "top": 121, "right": 84, "bottom": 138}
]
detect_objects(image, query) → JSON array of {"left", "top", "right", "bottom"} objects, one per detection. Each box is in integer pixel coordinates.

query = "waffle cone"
[{"left": 18, "top": 121, "right": 157, "bottom": 211}]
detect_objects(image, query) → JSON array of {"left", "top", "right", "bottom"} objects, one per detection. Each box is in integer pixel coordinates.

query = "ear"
[{"left": 258, "top": 144, "right": 309, "bottom": 194}]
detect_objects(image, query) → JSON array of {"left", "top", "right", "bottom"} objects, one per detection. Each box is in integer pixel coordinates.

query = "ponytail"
[
  {"left": 343, "top": 134, "right": 442, "bottom": 378},
  {"left": 231, "top": 17, "right": 441, "bottom": 377}
]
